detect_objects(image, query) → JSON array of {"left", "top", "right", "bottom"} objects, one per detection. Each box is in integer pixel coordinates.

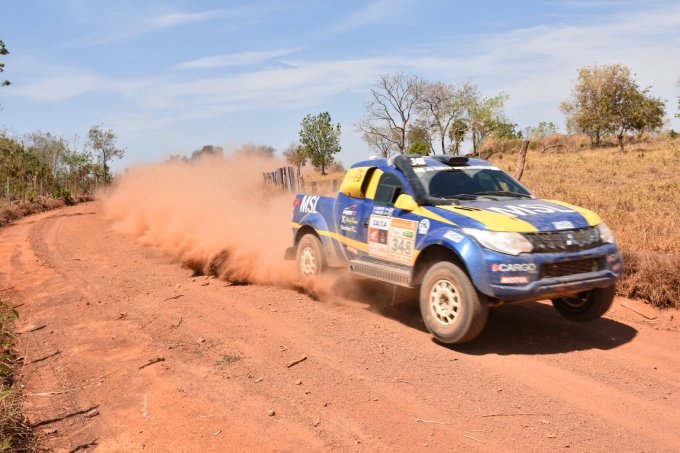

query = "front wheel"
[
  {"left": 419, "top": 262, "right": 488, "bottom": 344},
  {"left": 552, "top": 286, "right": 615, "bottom": 322},
  {"left": 296, "top": 234, "right": 326, "bottom": 278}
]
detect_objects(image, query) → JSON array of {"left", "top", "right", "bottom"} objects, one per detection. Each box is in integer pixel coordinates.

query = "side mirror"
[{"left": 394, "top": 194, "right": 418, "bottom": 212}]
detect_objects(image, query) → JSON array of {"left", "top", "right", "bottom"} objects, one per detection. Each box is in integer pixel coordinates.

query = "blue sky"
[{"left": 1, "top": 0, "right": 679, "bottom": 170}]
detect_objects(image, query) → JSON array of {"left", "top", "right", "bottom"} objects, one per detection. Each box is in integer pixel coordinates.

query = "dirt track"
[{"left": 1, "top": 203, "right": 679, "bottom": 452}]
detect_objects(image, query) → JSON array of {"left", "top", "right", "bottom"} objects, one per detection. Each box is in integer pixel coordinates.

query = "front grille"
[
  {"left": 524, "top": 226, "right": 602, "bottom": 253},
  {"left": 541, "top": 257, "right": 605, "bottom": 279}
]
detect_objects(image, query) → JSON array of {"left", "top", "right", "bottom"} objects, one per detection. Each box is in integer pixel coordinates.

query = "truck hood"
[{"left": 428, "top": 199, "right": 602, "bottom": 232}]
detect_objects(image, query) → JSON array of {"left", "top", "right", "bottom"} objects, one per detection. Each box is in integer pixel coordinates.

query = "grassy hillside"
[{"left": 493, "top": 138, "right": 680, "bottom": 308}]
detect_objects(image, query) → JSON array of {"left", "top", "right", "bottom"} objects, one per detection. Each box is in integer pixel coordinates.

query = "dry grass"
[
  {"left": 0, "top": 195, "right": 93, "bottom": 229},
  {"left": 492, "top": 137, "right": 680, "bottom": 308},
  {"left": 300, "top": 171, "right": 345, "bottom": 195},
  {"left": 0, "top": 299, "right": 35, "bottom": 452}
]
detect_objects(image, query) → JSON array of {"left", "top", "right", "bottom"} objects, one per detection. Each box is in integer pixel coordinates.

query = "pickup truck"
[{"left": 286, "top": 154, "right": 623, "bottom": 344}]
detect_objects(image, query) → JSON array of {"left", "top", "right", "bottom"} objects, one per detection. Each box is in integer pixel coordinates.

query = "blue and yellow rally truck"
[{"left": 286, "top": 154, "right": 624, "bottom": 344}]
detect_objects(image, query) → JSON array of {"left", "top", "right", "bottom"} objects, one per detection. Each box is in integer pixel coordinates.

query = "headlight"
[
  {"left": 597, "top": 223, "right": 615, "bottom": 243},
  {"left": 462, "top": 228, "right": 533, "bottom": 255}
]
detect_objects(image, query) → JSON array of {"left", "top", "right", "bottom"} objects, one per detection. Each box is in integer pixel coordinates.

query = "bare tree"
[
  {"left": 361, "top": 127, "right": 398, "bottom": 157},
  {"left": 416, "top": 81, "right": 474, "bottom": 154},
  {"left": 282, "top": 142, "right": 307, "bottom": 171},
  {"left": 358, "top": 72, "right": 422, "bottom": 154}
]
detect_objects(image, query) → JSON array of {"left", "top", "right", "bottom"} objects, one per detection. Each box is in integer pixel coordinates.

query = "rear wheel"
[
  {"left": 419, "top": 261, "right": 488, "bottom": 344},
  {"left": 552, "top": 286, "right": 615, "bottom": 322},
  {"left": 296, "top": 234, "right": 326, "bottom": 278}
]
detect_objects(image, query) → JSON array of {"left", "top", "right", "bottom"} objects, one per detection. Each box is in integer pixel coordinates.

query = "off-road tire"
[
  {"left": 296, "top": 234, "right": 326, "bottom": 278},
  {"left": 419, "top": 261, "right": 489, "bottom": 344},
  {"left": 552, "top": 286, "right": 615, "bottom": 322}
]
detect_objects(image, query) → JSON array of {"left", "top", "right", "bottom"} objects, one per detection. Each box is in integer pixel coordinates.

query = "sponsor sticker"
[
  {"left": 299, "top": 195, "right": 320, "bottom": 214},
  {"left": 368, "top": 215, "right": 418, "bottom": 264},
  {"left": 487, "top": 203, "right": 574, "bottom": 217},
  {"left": 444, "top": 230, "right": 463, "bottom": 243},
  {"left": 340, "top": 203, "right": 358, "bottom": 233},
  {"left": 491, "top": 263, "right": 537, "bottom": 273},
  {"left": 418, "top": 219, "right": 430, "bottom": 235},
  {"left": 372, "top": 206, "right": 395, "bottom": 216},
  {"left": 553, "top": 220, "right": 574, "bottom": 230},
  {"left": 500, "top": 275, "right": 530, "bottom": 285}
]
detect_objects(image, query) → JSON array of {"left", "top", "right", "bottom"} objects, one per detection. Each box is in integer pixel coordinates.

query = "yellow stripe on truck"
[
  {"left": 293, "top": 224, "right": 424, "bottom": 263},
  {"left": 547, "top": 200, "right": 602, "bottom": 226},
  {"left": 318, "top": 230, "right": 369, "bottom": 253},
  {"left": 414, "top": 207, "right": 456, "bottom": 226},
  {"left": 437, "top": 205, "right": 538, "bottom": 232}
]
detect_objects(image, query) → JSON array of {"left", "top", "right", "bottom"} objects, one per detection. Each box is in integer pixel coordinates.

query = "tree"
[
  {"left": 416, "top": 81, "right": 474, "bottom": 154},
  {"left": 282, "top": 142, "right": 307, "bottom": 171},
  {"left": 561, "top": 64, "right": 665, "bottom": 150},
  {"left": 448, "top": 118, "right": 468, "bottom": 154},
  {"left": 675, "top": 76, "right": 679, "bottom": 119},
  {"left": 299, "top": 112, "right": 341, "bottom": 175},
  {"left": 87, "top": 125, "right": 125, "bottom": 183},
  {"left": 532, "top": 121, "right": 558, "bottom": 139},
  {"left": 358, "top": 72, "right": 422, "bottom": 154},
  {"left": 407, "top": 125, "right": 432, "bottom": 155},
  {"left": 234, "top": 143, "right": 274, "bottom": 158},
  {"left": 467, "top": 91, "right": 509, "bottom": 154},
  {"left": 0, "top": 40, "right": 9, "bottom": 87},
  {"left": 191, "top": 145, "right": 223, "bottom": 160},
  {"left": 24, "top": 131, "right": 68, "bottom": 177},
  {"left": 362, "top": 127, "right": 398, "bottom": 157}
]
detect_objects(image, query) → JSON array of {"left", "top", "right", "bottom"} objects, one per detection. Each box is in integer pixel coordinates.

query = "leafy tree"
[
  {"left": 492, "top": 121, "right": 522, "bottom": 140},
  {"left": 282, "top": 142, "right": 307, "bottom": 171},
  {"left": 407, "top": 126, "right": 432, "bottom": 155},
  {"left": 87, "top": 125, "right": 125, "bottom": 183},
  {"left": 358, "top": 72, "right": 422, "bottom": 154},
  {"left": 532, "top": 121, "right": 558, "bottom": 139},
  {"left": 191, "top": 145, "right": 224, "bottom": 160},
  {"left": 467, "top": 91, "right": 509, "bottom": 154},
  {"left": 24, "top": 131, "right": 69, "bottom": 182},
  {"left": 299, "top": 111, "right": 341, "bottom": 175},
  {"left": 561, "top": 64, "right": 665, "bottom": 150},
  {"left": 0, "top": 40, "right": 9, "bottom": 87},
  {"left": 448, "top": 118, "right": 468, "bottom": 154}
]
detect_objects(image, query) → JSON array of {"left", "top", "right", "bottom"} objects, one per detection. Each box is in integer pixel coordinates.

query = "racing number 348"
[{"left": 391, "top": 237, "right": 412, "bottom": 255}]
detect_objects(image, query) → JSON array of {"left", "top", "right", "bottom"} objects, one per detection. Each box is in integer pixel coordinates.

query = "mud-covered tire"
[
  {"left": 296, "top": 234, "right": 326, "bottom": 278},
  {"left": 419, "top": 261, "right": 488, "bottom": 344},
  {"left": 552, "top": 286, "right": 615, "bottom": 322}
]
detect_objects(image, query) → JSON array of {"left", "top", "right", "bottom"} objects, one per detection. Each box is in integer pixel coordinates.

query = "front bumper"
[{"left": 474, "top": 243, "right": 623, "bottom": 302}]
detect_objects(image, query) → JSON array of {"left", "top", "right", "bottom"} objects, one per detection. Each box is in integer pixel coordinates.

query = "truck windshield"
[{"left": 414, "top": 167, "right": 532, "bottom": 199}]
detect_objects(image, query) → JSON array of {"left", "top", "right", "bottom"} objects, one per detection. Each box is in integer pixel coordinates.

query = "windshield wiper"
[
  {"left": 474, "top": 191, "right": 532, "bottom": 199},
  {"left": 443, "top": 194, "right": 478, "bottom": 200}
]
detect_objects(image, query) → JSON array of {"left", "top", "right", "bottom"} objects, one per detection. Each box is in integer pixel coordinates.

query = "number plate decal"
[{"left": 367, "top": 215, "right": 418, "bottom": 264}]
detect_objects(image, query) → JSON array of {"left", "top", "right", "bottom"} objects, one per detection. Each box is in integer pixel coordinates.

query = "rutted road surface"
[{"left": 1, "top": 203, "right": 679, "bottom": 452}]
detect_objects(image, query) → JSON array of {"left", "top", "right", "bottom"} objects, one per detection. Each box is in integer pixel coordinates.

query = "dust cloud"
[{"left": 103, "top": 154, "right": 302, "bottom": 288}]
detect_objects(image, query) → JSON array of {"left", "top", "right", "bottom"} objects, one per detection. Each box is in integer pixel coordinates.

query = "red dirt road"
[{"left": 1, "top": 203, "right": 679, "bottom": 452}]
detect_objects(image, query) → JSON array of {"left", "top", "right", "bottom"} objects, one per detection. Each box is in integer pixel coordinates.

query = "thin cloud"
[
  {"left": 65, "top": 6, "right": 246, "bottom": 47},
  {"left": 176, "top": 49, "right": 300, "bottom": 70},
  {"left": 151, "top": 10, "right": 223, "bottom": 28},
  {"left": 331, "top": 0, "right": 417, "bottom": 32}
]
